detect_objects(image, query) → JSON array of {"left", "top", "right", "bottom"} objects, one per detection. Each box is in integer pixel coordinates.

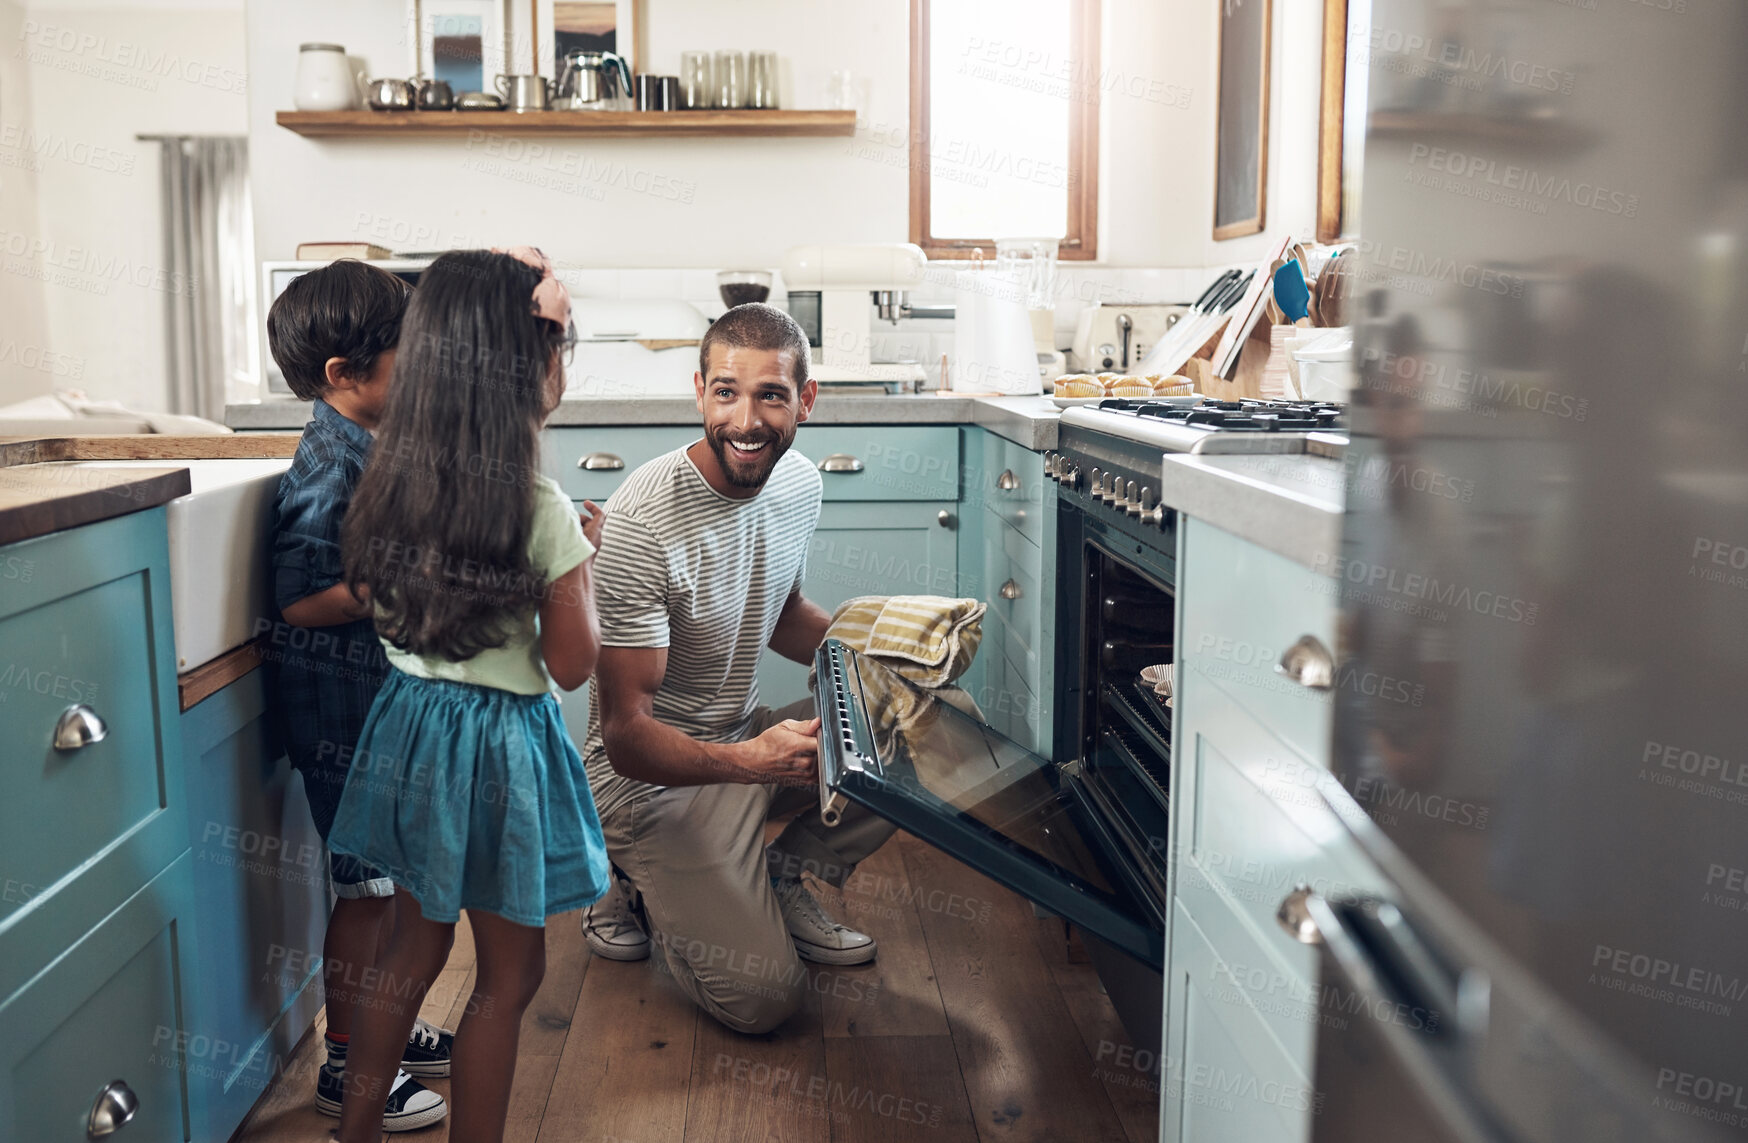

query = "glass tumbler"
[
  {"left": 748, "top": 51, "right": 779, "bottom": 109},
  {"left": 680, "top": 50, "right": 712, "bottom": 109},
  {"left": 714, "top": 50, "right": 746, "bottom": 109}
]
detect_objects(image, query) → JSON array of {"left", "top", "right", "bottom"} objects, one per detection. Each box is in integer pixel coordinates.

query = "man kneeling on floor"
[{"left": 579, "top": 303, "right": 892, "bottom": 1032}]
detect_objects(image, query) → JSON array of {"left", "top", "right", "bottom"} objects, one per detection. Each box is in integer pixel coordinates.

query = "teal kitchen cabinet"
[
  {"left": 1162, "top": 517, "right": 1382, "bottom": 1143},
  {"left": 955, "top": 427, "right": 1055, "bottom": 753},
  {"left": 181, "top": 666, "right": 328, "bottom": 1142},
  {"left": 0, "top": 508, "right": 196, "bottom": 1143}
]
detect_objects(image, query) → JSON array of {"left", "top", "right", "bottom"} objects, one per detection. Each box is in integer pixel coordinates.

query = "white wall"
[
  {"left": 0, "top": 0, "right": 54, "bottom": 405},
  {"left": 0, "top": 0, "right": 248, "bottom": 412}
]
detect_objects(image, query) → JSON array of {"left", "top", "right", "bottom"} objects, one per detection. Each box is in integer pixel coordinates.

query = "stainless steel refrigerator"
[{"left": 1316, "top": 0, "right": 1748, "bottom": 1139}]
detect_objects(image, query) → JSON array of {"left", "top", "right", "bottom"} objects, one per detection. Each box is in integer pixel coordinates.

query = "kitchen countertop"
[
  {"left": 1157, "top": 452, "right": 1345, "bottom": 573},
  {"left": 0, "top": 462, "right": 191, "bottom": 545},
  {"left": 226, "top": 393, "right": 1064, "bottom": 450}
]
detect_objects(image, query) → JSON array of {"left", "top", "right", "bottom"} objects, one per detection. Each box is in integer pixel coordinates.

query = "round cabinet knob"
[
  {"left": 1276, "top": 887, "right": 1323, "bottom": 945},
  {"left": 87, "top": 1079, "right": 138, "bottom": 1139},
  {"left": 576, "top": 452, "right": 624, "bottom": 471},
  {"left": 996, "top": 468, "right": 1020, "bottom": 491},
  {"left": 1276, "top": 634, "right": 1336, "bottom": 691},
  {"left": 1000, "top": 578, "right": 1022, "bottom": 600},
  {"left": 54, "top": 704, "right": 108, "bottom": 751},
  {"left": 936, "top": 510, "right": 956, "bottom": 529},
  {"left": 817, "top": 454, "right": 865, "bottom": 473}
]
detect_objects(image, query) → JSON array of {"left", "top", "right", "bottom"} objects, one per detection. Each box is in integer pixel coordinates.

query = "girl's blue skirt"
[{"left": 329, "top": 668, "right": 610, "bottom": 928}]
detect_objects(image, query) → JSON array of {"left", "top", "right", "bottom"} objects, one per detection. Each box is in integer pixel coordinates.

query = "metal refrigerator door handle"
[
  {"left": 577, "top": 452, "right": 625, "bottom": 471},
  {"left": 54, "top": 704, "right": 108, "bottom": 751},
  {"left": 818, "top": 454, "right": 864, "bottom": 473},
  {"left": 1276, "top": 635, "right": 1335, "bottom": 691}
]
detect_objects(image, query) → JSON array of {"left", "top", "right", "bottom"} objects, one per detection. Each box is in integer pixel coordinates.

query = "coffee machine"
[{"left": 781, "top": 243, "right": 947, "bottom": 387}]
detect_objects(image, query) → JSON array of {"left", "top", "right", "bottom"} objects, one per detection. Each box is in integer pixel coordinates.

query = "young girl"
[{"left": 328, "top": 246, "right": 608, "bottom": 1143}]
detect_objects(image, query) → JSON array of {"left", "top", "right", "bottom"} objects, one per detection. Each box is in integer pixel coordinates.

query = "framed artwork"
[
  {"left": 1213, "top": 0, "right": 1272, "bottom": 241},
  {"left": 546, "top": 0, "right": 641, "bottom": 76},
  {"left": 413, "top": 0, "right": 509, "bottom": 90},
  {"left": 1317, "top": 0, "right": 1371, "bottom": 243}
]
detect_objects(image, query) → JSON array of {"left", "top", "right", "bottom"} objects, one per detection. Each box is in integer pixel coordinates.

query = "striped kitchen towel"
[{"left": 824, "top": 594, "right": 986, "bottom": 688}]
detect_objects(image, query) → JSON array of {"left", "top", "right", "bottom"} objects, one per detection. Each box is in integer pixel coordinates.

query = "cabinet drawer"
[
  {"left": 974, "top": 434, "right": 1048, "bottom": 548},
  {"left": 796, "top": 426, "right": 960, "bottom": 502},
  {"left": 543, "top": 426, "right": 698, "bottom": 502},
  {"left": 980, "top": 517, "right": 1042, "bottom": 663},
  {"left": 0, "top": 511, "right": 186, "bottom": 930},
  {"left": 1179, "top": 518, "right": 1337, "bottom": 766},
  {"left": 1164, "top": 900, "right": 1312, "bottom": 1143},
  {"left": 0, "top": 854, "right": 195, "bottom": 1143}
]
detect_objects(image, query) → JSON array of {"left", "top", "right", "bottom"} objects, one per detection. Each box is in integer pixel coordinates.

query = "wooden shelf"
[{"left": 276, "top": 109, "right": 857, "bottom": 138}]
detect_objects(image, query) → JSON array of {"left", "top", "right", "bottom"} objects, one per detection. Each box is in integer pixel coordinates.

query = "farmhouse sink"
[{"left": 71, "top": 459, "right": 291, "bottom": 672}]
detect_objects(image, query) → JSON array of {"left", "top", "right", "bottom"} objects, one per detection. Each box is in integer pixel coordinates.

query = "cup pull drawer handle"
[
  {"left": 87, "top": 1079, "right": 138, "bottom": 1139},
  {"left": 1276, "top": 887, "right": 1323, "bottom": 945},
  {"left": 1000, "top": 579, "right": 1022, "bottom": 600},
  {"left": 996, "top": 468, "right": 1020, "bottom": 491},
  {"left": 1275, "top": 635, "right": 1335, "bottom": 691},
  {"left": 54, "top": 704, "right": 108, "bottom": 751},
  {"left": 818, "top": 454, "right": 864, "bottom": 474},
  {"left": 577, "top": 452, "right": 625, "bottom": 471}
]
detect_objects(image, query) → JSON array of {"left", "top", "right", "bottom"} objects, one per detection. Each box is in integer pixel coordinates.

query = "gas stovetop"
[{"left": 1060, "top": 398, "right": 1349, "bottom": 456}]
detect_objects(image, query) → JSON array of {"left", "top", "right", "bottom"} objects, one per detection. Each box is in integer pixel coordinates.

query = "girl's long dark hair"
[{"left": 343, "top": 250, "right": 566, "bottom": 661}]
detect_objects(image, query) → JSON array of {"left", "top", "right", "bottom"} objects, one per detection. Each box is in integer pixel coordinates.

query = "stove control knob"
[
  {"left": 1139, "top": 486, "right": 1166, "bottom": 527},
  {"left": 1108, "top": 475, "right": 1126, "bottom": 508},
  {"left": 1062, "top": 466, "right": 1080, "bottom": 490},
  {"left": 1043, "top": 452, "right": 1056, "bottom": 480},
  {"left": 1124, "top": 480, "right": 1142, "bottom": 517},
  {"left": 1089, "top": 467, "right": 1103, "bottom": 497}
]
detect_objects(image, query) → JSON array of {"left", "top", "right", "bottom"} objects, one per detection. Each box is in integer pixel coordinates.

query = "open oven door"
[{"left": 813, "top": 639, "right": 1163, "bottom": 968}]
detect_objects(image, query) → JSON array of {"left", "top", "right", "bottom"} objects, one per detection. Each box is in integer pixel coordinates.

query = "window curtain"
[{"left": 158, "top": 136, "right": 257, "bottom": 421}]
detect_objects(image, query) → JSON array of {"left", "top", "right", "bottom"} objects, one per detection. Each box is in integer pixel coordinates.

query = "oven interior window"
[
  {"left": 1081, "top": 543, "right": 1174, "bottom": 878},
  {"left": 851, "top": 654, "right": 1120, "bottom": 897}
]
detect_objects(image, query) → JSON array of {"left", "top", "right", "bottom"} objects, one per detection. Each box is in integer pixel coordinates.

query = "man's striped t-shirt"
[{"left": 582, "top": 443, "right": 823, "bottom": 819}]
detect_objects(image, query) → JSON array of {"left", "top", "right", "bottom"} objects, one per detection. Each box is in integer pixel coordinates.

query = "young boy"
[{"left": 267, "top": 260, "right": 450, "bottom": 1133}]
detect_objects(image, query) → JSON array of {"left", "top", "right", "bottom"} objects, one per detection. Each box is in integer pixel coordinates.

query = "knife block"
[{"left": 1183, "top": 315, "right": 1273, "bottom": 401}]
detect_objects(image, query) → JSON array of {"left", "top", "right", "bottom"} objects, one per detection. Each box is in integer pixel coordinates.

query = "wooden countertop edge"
[
  {"left": 0, "top": 467, "right": 192, "bottom": 547},
  {"left": 179, "top": 638, "right": 266, "bottom": 711},
  {"left": 0, "top": 434, "right": 304, "bottom": 467}
]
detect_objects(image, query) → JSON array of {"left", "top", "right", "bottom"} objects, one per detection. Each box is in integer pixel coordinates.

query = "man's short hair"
[
  {"left": 698, "top": 302, "right": 811, "bottom": 389},
  {"left": 267, "top": 259, "right": 413, "bottom": 400}
]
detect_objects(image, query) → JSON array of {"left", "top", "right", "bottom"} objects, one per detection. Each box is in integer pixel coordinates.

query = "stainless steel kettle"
[{"left": 555, "top": 49, "right": 633, "bottom": 110}]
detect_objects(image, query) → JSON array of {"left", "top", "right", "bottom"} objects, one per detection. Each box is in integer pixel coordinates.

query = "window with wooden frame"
[{"left": 909, "top": 0, "right": 1100, "bottom": 261}]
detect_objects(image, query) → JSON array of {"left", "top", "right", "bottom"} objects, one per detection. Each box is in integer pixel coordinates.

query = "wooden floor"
[{"left": 235, "top": 833, "right": 1160, "bottom": 1143}]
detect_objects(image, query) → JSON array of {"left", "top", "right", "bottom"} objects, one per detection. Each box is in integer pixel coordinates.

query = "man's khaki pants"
[{"left": 598, "top": 701, "right": 896, "bottom": 1034}]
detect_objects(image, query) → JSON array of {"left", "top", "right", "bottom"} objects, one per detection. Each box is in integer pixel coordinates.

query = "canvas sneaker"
[
  {"left": 314, "top": 1063, "right": 447, "bottom": 1132},
  {"left": 397, "top": 1017, "right": 453, "bottom": 1078},
  {"left": 584, "top": 869, "right": 650, "bottom": 961},
  {"left": 775, "top": 876, "right": 877, "bottom": 965}
]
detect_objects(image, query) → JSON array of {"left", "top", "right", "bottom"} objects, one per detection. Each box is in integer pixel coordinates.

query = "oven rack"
[
  {"left": 1102, "top": 681, "right": 1173, "bottom": 773},
  {"left": 1097, "top": 718, "right": 1171, "bottom": 816}
]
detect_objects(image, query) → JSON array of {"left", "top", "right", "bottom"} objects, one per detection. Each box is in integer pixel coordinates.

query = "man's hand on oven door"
[{"left": 732, "top": 717, "right": 823, "bottom": 787}]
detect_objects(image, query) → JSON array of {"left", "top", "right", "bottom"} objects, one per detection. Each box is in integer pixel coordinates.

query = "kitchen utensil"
[
  {"left": 414, "top": 76, "right": 454, "bottom": 110},
  {"left": 1138, "top": 269, "right": 1250, "bottom": 376},
  {"left": 1209, "top": 232, "right": 1294, "bottom": 375},
  {"left": 680, "top": 51, "right": 713, "bottom": 109},
  {"left": 366, "top": 77, "right": 416, "bottom": 111},
  {"left": 715, "top": 51, "right": 747, "bottom": 109},
  {"left": 555, "top": 49, "right": 633, "bottom": 110},
  {"left": 636, "top": 74, "right": 666, "bottom": 110},
  {"left": 295, "top": 43, "right": 361, "bottom": 111},
  {"left": 456, "top": 91, "right": 505, "bottom": 110},
  {"left": 1317, "top": 254, "right": 1353, "bottom": 329},
  {"left": 1273, "top": 261, "right": 1312, "bottom": 326},
  {"left": 953, "top": 268, "right": 1042, "bottom": 395},
  {"left": 658, "top": 76, "right": 681, "bottom": 110},
  {"left": 717, "top": 271, "right": 773, "bottom": 308},
  {"left": 496, "top": 73, "right": 551, "bottom": 112},
  {"left": 749, "top": 51, "right": 779, "bottom": 108}
]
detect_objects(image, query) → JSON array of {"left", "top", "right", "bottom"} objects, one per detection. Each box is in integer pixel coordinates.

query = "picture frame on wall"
[
  {"left": 1317, "top": 0, "right": 1370, "bottom": 243},
  {"left": 1213, "top": 0, "right": 1272, "bottom": 241},
  {"left": 548, "top": 1, "right": 641, "bottom": 76},
  {"left": 412, "top": 0, "right": 510, "bottom": 89}
]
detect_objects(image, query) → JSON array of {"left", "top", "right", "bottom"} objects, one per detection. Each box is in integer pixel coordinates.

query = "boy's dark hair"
[
  {"left": 267, "top": 259, "right": 413, "bottom": 400},
  {"left": 698, "top": 302, "right": 811, "bottom": 388}
]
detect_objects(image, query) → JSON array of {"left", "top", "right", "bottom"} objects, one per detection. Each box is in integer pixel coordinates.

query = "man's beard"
[{"left": 706, "top": 424, "right": 792, "bottom": 489}]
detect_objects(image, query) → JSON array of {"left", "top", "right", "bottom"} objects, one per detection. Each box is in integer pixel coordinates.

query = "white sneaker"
[
  {"left": 775, "top": 876, "right": 877, "bottom": 965},
  {"left": 584, "top": 870, "right": 649, "bottom": 961}
]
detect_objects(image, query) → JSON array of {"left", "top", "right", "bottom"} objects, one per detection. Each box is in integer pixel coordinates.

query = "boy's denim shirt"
[{"left": 268, "top": 399, "right": 390, "bottom": 772}]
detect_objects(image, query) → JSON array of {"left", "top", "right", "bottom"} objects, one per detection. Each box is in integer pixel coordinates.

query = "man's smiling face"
[{"left": 692, "top": 343, "right": 817, "bottom": 496}]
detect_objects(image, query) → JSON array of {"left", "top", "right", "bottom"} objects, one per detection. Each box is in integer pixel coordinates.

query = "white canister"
[
  {"left": 294, "top": 42, "right": 360, "bottom": 111},
  {"left": 952, "top": 269, "right": 1043, "bottom": 395}
]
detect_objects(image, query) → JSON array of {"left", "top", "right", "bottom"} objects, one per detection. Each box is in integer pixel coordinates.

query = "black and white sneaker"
[
  {"left": 583, "top": 868, "right": 650, "bottom": 961},
  {"left": 315, "top": 1063, "right": 448, "bottom": 1132},
  {"left": 398, "top": 1017, "right": 453, "bottom": 1078}
]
